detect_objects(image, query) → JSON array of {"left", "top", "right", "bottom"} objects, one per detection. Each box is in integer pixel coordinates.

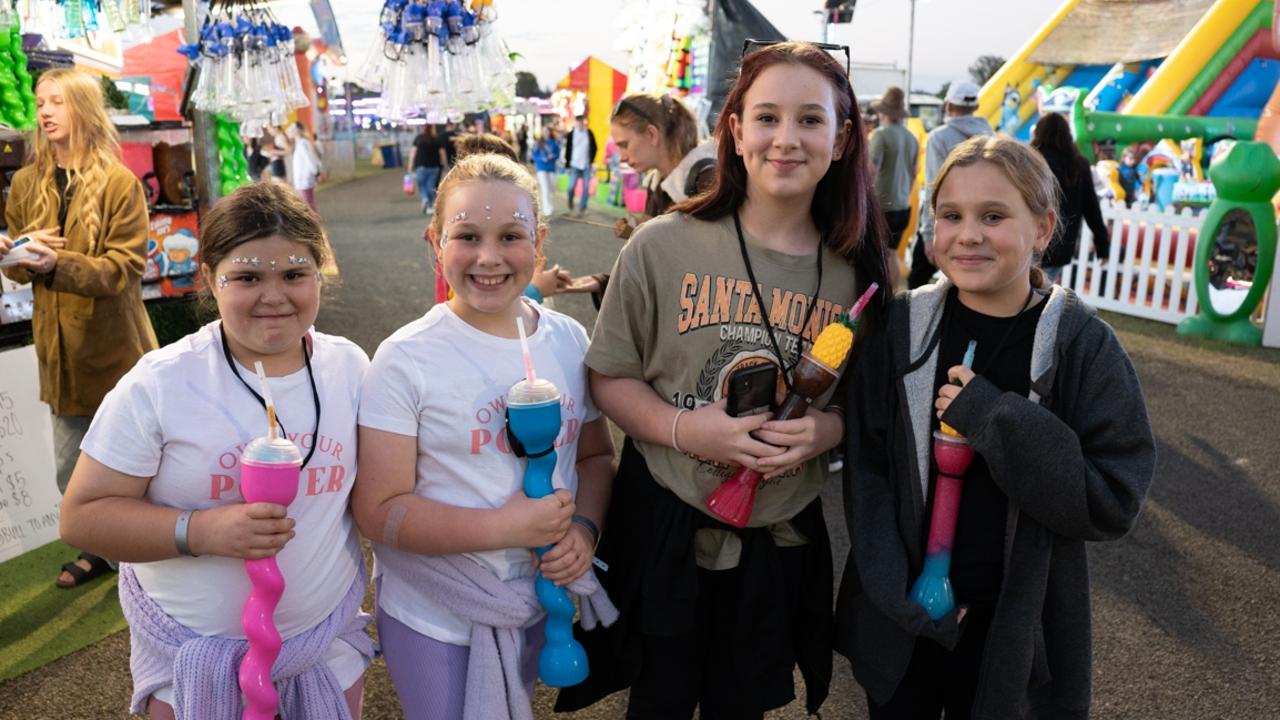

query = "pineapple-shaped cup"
[{"left": 705, "top": 312, "right": 861, "bottom": 528}]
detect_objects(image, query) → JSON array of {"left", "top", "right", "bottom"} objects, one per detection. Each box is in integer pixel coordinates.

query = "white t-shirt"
[
  {"left": 570, "top": 128, "right": 591, "bottom": 170},
  {"left": 359, "top": 300, "right": 600, "bottom": 645},
  {"left": 82, "top": 321, "right": 367, "bottom": 640},
  {"left": 292, "top": 137, "right": 321, "bottom": 191}
]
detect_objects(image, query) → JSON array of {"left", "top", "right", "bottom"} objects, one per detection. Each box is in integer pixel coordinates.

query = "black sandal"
[{"left": 55, "top": 551, "right": 114, "bottom": 589}]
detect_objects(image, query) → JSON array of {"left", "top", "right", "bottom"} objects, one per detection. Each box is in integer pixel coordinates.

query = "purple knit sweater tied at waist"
[
  {"left": 373, "top": 544, "right": 619, "bottom": 720},
  {"left": 118, "top": 560, "right": 375, "bottom": 719}
]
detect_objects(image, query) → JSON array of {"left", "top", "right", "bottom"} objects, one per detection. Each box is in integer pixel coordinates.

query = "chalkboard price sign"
[{"left": 0, "top": 346, "right": 59, "bottom": 563}]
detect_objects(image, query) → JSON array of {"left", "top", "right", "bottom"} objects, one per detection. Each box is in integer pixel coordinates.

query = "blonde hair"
[
  {"left": 611, "top": 92, "right": 698, "bottom": 169},
  {"left": 429, "top": 153, "right": 543, "bottom": 240},
  {"left": 930, "top": 135, "right": 1060, "bottom": 288},
  {"left": 27, "top": 69, "right": 123, "bottom": 247}
]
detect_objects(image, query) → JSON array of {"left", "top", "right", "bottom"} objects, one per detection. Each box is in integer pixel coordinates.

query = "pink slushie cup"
[{"left": 238, "top": 435, "right": 302, "bottom": 720}]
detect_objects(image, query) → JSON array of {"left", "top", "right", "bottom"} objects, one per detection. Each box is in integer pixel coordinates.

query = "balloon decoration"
[
  {"left": 177, "top": 4, "right": 309, "bottom": 137},
  {"left": 214, "top": 113, "right": 251, "bottom": 196},
  {"left": 355, "top": 0, "right": 517, "bottom": 121},
  {"left": 0, "top": 16, "right": 34, "bottom": 130}
]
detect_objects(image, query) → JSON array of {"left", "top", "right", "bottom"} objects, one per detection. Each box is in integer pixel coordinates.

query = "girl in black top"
[{"left": 1031, "top": 112, "right": 1109, "bottom": 283}]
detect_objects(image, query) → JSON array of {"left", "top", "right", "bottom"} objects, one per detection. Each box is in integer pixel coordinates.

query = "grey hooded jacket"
[{"left": 836, "top": 280, "right": 1155, "bottom": 719}]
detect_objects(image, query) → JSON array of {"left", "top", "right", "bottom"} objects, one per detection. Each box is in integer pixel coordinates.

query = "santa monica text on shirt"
[{"left": 676, "top": 273, "right": 846, "bottom": 341}]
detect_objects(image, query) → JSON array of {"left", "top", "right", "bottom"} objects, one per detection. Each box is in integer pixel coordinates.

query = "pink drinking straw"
[{"left": 516, "top": 316, "right": 537, "bottom": 384}]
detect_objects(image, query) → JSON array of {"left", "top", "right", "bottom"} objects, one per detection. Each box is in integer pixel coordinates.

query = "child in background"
[
  {"left": 354, "top": 152, "right": 616, "bottom": 720},
  {"left": 59, "top": 181, "right": 374, "bottom": 719},
  {"left": 837, "top": 135, "right": 1155, "bottom": 720}
]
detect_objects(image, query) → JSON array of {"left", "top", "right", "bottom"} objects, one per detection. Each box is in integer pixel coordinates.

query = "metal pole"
[
  {"left": 183, "top": 0, "right": 219, "bottom": 209},
  {"left": 906, "top": 0, "right": 916, "bottom": 94}
]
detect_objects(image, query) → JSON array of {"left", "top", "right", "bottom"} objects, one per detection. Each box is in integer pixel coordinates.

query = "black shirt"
[
  {"left": 412, "top": 134, "right": 442, "bottom": 169},
  {"left": 930, "top": 287, "right": 1045, "bottom": 609},
  {"left": 55, "top": 167, "right": 72, "bottom": 230}
]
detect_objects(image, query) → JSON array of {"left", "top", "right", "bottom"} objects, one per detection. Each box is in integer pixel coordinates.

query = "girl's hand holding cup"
[
  {"left": 754, "top": 405, "right": 845, "bottom": 480},
  {"left": 935, "top": 365, "right": 976, "bottom": 419},
  {"left": 188, "top": 503, "right": 296, "bottom": 559},
  {"left": 676, "top": 398, "right": 784, "bottom": 472},
  {"left": 536, "top": 521, "right": 595, "bottom": 586},
  {"left": 499, "top": 488, "right": 574, "bottom": 549}
]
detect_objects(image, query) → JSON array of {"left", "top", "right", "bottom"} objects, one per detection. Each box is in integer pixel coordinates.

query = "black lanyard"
[
  {"left": 220, "top": 325, "right": 322, "bottom": 469},
  {"left": 732, "top": 210, "right": 823, "bottom": 394}
]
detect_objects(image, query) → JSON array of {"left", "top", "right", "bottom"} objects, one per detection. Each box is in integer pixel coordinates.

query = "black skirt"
[{"left": 554, "top": 438, "right": 833, "bottom": 717}]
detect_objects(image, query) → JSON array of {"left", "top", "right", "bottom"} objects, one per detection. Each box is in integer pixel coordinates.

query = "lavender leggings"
[{"left": 376, "top": 606, "right": 545, "bottom": 720}]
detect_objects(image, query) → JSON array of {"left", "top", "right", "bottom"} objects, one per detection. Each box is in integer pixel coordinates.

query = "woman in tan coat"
[{"left": 0, "top": 68, "right": 156, "bottom": 587}]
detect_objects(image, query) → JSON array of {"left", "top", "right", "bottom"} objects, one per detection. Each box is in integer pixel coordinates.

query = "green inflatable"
[
  {"left": 1176, "top": 141, "right": 1280, "bottom": 346},
  {"left": 1070, "top": 94, "right": 1257, "bottom": 163},
  {"left": 0, "top": 23, "right": 33, "bottom": 130}
]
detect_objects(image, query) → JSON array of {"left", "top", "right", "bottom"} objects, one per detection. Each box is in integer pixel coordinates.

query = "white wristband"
[{"left": 671, "top": 408, "right": 688, "bottom": 454}]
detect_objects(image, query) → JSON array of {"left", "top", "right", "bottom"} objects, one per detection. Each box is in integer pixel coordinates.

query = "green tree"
[
  {"left": 968, "top": 55, "right": 1005, "bottom": 86},
  {"left": 514, "top": 71, "right": 547, "bottom": 98}
]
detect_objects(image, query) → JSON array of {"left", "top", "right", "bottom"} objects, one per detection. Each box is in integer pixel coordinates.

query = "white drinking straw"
[{"left": 253, "top": 361, "right": 278, "bottom": 440}]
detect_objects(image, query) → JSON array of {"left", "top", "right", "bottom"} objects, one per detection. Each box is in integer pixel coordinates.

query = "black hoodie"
[{"left": 836, "top": 281, "right": 1155, "bottom": 719}]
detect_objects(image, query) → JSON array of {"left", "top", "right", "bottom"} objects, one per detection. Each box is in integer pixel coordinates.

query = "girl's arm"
[
  {"left": 941, "top": 320, "right": 1155, "bottom": 541},
  {"left": 537, "top": 416, "right": 614, "bottom": 584},
  {"left": 60, "top": 454, "right": 294, "bottom": 561},
  {"left": 352, "top": 426, "right": 575, "bottom": 555},
  {"left": 589, "top": 370, "right": 780, "bottom": 471}
]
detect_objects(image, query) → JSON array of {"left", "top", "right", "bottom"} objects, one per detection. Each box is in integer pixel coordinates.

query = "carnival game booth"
[{"left": 555, "top": 55, "right": 628, "bottom": 167}]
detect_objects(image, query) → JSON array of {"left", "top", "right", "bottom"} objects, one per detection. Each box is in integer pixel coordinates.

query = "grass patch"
[{"left": 0, "top": 540, "right": 125, "bottom": 683}]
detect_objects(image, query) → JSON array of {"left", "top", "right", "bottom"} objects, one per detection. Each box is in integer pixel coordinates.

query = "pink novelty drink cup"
[{"left": 238, "top": 435, "right": 302, "bottom": 720}]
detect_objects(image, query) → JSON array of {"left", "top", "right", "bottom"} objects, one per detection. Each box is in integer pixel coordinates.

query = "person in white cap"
[{"left": 908, "top": 80, "right": 994, "bottom": 288}]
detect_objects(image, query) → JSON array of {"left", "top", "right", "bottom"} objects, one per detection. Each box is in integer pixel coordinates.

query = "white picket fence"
[{"left": 1063, "top": 204, "right": 1203, "bottom": 325}]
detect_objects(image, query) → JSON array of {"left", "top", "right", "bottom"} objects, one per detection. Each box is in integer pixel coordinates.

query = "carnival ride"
[{"left": 978, "top": 0, "right": 1276, "bottom": 144}]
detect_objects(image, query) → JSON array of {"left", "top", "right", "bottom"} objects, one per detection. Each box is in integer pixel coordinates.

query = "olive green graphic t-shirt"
[{"left": 586, "top": 212, "right": 859, "bottom": 568}]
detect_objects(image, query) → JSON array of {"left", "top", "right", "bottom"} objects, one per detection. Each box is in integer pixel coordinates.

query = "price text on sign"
[{"left": 0, "top": 346, "right": 59, "bottom": 563}]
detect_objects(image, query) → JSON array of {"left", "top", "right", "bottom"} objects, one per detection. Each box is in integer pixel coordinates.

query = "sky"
[{"left": 269, "top": 0, "right": 1064, "bottom": 96}]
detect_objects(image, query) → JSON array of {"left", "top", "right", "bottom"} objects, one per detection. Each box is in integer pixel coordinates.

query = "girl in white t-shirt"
[
  {"left": 59, "top": 182, "right": 374, "bottom": 720},
  {"left": 355, "top": 153, "right": 616, "bottom": 720}
]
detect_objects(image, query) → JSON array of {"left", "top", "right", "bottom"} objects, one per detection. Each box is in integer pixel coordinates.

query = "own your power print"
[
  {"left": 469, "top": 391, "right": 583, "bottom": 456},
  {"left": 210, "top": 432, "right": 349, "bottom": 501}
]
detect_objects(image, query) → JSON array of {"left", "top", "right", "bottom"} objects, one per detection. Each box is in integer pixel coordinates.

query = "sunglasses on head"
[{"left": 741, "top": 38, "right": 852, "bottom": 76}]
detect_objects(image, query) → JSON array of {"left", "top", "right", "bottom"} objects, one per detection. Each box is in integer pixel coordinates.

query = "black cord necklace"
[
  {"left": 220, "top": 325, "right": 322, "bottom": 469},
  {"left": 732, "top": 210, "right": 823, "bottom": 394},
  {"left": 941, "top": 284, "right": 1037, "bottom": 378}
]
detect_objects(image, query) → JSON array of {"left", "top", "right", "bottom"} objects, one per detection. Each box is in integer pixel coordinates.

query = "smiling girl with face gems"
[
  {"left": 556, "top": 42, "right": 892, "bottom": 719},
  {"left": 354, "top": 152, "right": 616, "bottom": 720},
  {"left": 58, "top": 182, "right": 376, "bottom": 719},
  {"left": 838, "top": 136, "right": 1154, "bottom": 720}
]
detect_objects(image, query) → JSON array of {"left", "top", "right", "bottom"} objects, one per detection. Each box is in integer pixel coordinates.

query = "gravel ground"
[{"left": 2, "top": 170, "right": 1276, "bottom": 719}]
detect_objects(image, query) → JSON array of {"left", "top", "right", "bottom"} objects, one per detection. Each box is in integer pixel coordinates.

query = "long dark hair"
[
  {"left": 1030, "top": 112, "right": 1083, "bottom": 186},
  {"left": 676, "top": 41, "right": 891, "bottom": 330}
]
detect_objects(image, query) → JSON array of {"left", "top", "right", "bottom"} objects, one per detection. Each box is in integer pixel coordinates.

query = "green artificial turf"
[{"left": 0, "top": 540, "right": 125, "bottom": 682}]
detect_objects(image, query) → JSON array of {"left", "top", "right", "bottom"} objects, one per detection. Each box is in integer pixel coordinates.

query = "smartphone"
[{"left": 726, "top": 364, "right": 778, "bottom": 418}]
